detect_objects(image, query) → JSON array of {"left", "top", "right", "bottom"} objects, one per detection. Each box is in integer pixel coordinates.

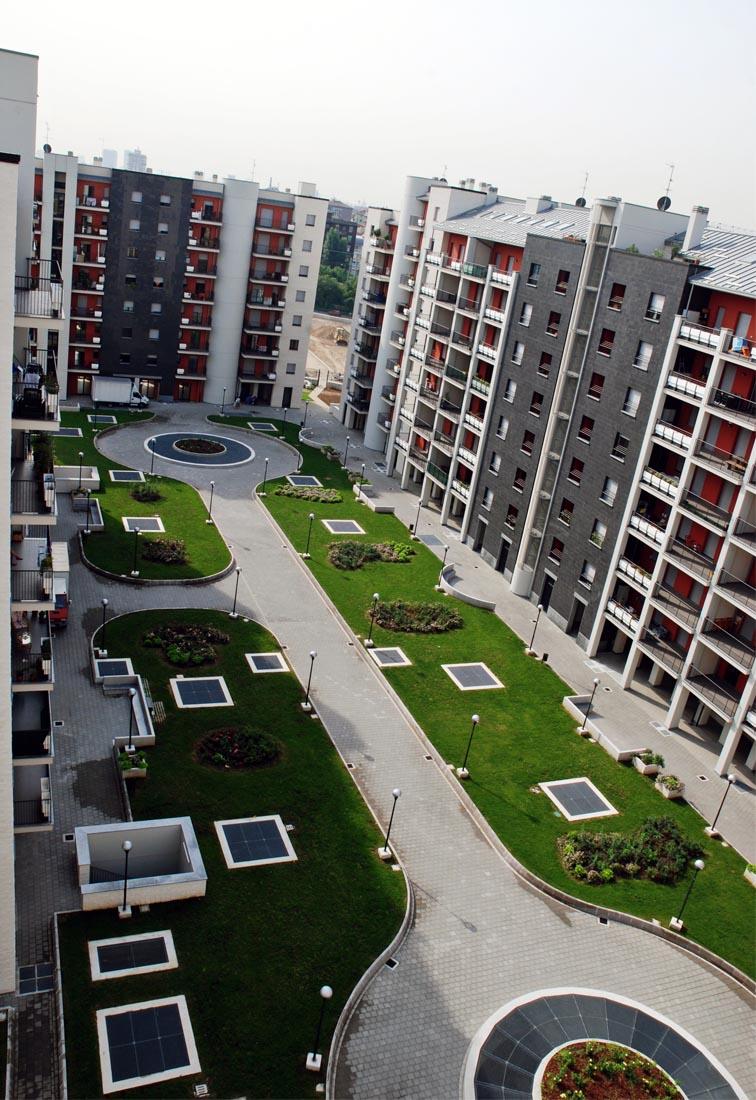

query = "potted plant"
[
  {"left": 118, "top": 749, "right": 148, "bottom": 779},
  {"left": 633, "top": 751, "right": 665, "bottom": 776},
  {"left": 744, "top": 864, "right": 756, "bottom": 888},
  {"left": 655, "top": 773, "right": 685, "bottom": 799}
]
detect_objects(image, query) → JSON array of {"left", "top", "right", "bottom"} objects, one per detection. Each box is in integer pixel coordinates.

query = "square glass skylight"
[
  {"left": 248, "top": 421, "right": 277, "bottom": 432},
  {"left": 95, "top": 658, "right": 134, "bottom": 678},
  {"left": 322, "top": 519, "right": 366, "bottom": 535},
  {"left": 539, "top": 777, "right": 618, "bottom": 821},
  {"left": 96, "top": 995, "right": 200, "bottom": 1093},
  {"left": 89, "top": 932, "right": 177, "bottom": 981},
  {"left": 58, "top": 427, "right": 83, "bottom": 437},
  {"left": 370, "top": 647, "right": 412, "bottom": 669},
  {"left": 88, "top": 414, "right": 117, "bottom": 424},
  {"left": 442, "top": 663, "right": 504, "bottom": 691},
  {"left": 110, "top": 470, "right": 145, "bottom": 483},
  {"left": 286, "top": 475, "right": 323, "bottom": 487},
  {"left": 122, "top": 516, "right": 165, "bottom": 532},
  {"left": 246, "top": 652, "right": 289, "bottom": 674},
  {"left": 170, "top": 676, "right": 233, "bottom": 709},
  {"left": 215, "top": 815, "right": 297, "bottom": 869}
]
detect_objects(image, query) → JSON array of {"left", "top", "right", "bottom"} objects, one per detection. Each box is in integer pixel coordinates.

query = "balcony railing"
[
  {"left": 445, "top": 364, "right": 468, "bottom": 384},
  {"left": 732, "top": 518, "right": 756, "bottom": 546},
  {"left": 652, "top": 581, "right": 702, "bottom": 629},
  {"left": 471, "top": 376, "right": 490, "bottom": 395},
  {"left": 679, "top": 490, "right": 731, "bottom": 530},
  {"left": 427, "top": 461, "right": 449, "bottom": 486},
  {"left": 694, "top": 440, "right": 748, "bottom": 479},
  {"left": 654, "top": 420, "right": 692, "bottom": 450},
  {"left": 629, "top": 512, "right": 666, "bottom": 545},
  {"left": 11, "top": 479, "right": 56, "bottom": 516},
  {"left": 679, "top": 321, "right": 720, "bottom": 348},
  {"left": 12, "top": 651, "right": 52, "bottom": 684},
  {"left": 14, "top": 799, "right": 51, "bottom": 827},
  {"left": 440, "top": 398, "right": 462, "bottom": 417},
  {"left": 702, "top": 617, "right": 755, "bottom": 668},
  {"left": 639, "top": 633, "right": 686, "bottom": 674},
  {"left": 642, "top": 466, "right": 679, "bottom": 497},
  {"left": 618, "top": 557, "right": 652, "bottom": 589},
  {"left": 606, "top": 599, "right": 639, "bottom": 631},
  {"left": 686, "top": 667, "right": 739, "bottom": 717},
  {"left": 709, "top": 388, "right": 756, "bottom": 422},
  {"left": 716, "top": 570, "right": 756, "bottom": 613},
  {"left": 419, "top": 387, "right": 440, "bottom": 405},
  {"left": 15, "top": 273, "right": 64, "bottom": 319},
  {"left": 433, "top": 430, "right": 455, "bottom": 453},
  {"left": 12, "top": 374, "right": 59, "bottom": 423},
  {"left": 664, "top": 537, "right": 715, "bottom": 579},
  {"left": 451, "top": 479, "right": 471, "bottom": 499}
]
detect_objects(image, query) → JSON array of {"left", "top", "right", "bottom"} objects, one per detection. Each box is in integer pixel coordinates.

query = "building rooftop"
[
  {"left": 683, "top": 226, "right": 756, "bottom": 300},
  {"left": 436, "top": 197, "right": 593, "bottom": 246}
]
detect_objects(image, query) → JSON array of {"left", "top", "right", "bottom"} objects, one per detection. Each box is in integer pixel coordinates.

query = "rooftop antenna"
[
  {"left": 44, "top": 121, "right": 51, "bottom": 144},
  {"left": 250, "top": 159, "right": 256, "bottom": 181},
  {"left": 575, "top": 170, "right": 588, "bottom": 207},
  {"left": 657, "top": 163, "right": 674, "bottom": 211}
]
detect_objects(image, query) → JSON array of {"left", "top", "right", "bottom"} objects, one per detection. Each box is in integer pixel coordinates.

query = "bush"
[
  {"left": 373, "top": 600, "right": 463, "bottom": 634},
  {"left": 131, "top": 480, "right": 163, "bottom": 503},
  {"left": 328, "top": 540, "right": 415, "bottom": 570},
  {"left": 141, "top": 537, "right": 187, "bottom": 564},
  {"left": 143, "top": 622, "right": 229, "bottom": 666},
  {"left": 274, "top": 485, "right": 342, "bottom": 503},
  {"left": 557, "top": 817, "right": 703, "bottom": 885},
  {"left": 196, "top": 726, "right": 282, "bottom": 769},
  {"left": 175, "top": 437, "right": 224, "bottom": 454}
]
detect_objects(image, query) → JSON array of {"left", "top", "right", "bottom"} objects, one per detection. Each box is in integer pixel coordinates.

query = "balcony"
[
  {"left": 666, "top": 369, "right": 706, "bottom": 400},
  {"left": 390, "top": 330, "right": 406, "bottom": 347},
  {"left": 354, "top": 343, "right": 378, "bottom": 361},
  {"left": 439, "top": 397, "right": 462, "bottom": 419},
  {"left": 445, "top": 364, "right": 468, "bottom": 385},
  {"left": 451, "top": 479, "right": 471, "bottom": 499},
  {"left": 11, "top": 478, "right": 56, "bottom": 522},
  {"left": 419, "top": 387, "right": 440, "bottom": 406},
  {"left": 431, "top": 322, "right": 451, "bottom": 338},
  {"left": 464, "top": 411, "right": 485, "bottom": 433},
  {"left": 371, "top": 237, "right": 395, "bottom": 252},
  {"left": 381, "top": 386, "right": 396, "bottom": 403},
  {"left": 701, "top": 615, "right": 755, "bottom": 669},
  {"left": 345, "top": 392, "right": 371, "bottom": 413},
  {"left": 664, "top": 536, "right": 715, "bottom": 580},
  {"left": 618, "top": 557, "right": 652, "bottom": 590},
  {"left": 12, "top": 377, "right": 59, "bottom": 426},
  {"left": 13, "top": 766, "right": 52, "bottom": 830},
  {"left": 255, "top": 217, "right": 294, "bottom": 232},
  {"left": 386, "top": 359, "right": 401, "bottom": 376},
  {"left": 15, "top": 273, "right": 64, "bottom": 320},
  {"left": 686, "top": 667, "right": 739, "bottom": 718},
  {"left": 694, "top": 440, "right": 749, "bottom": 480},
  {"left": 716, "top": 570, "right": 756, "bottom": 615},
  {"left": 363, "top": 291, "right": 387, "bottom": 306},
  {"left": 457, "top": 296, "right": 480, "bottom": 315},
  {"left": 471, "top": 376, "right": 490, "bottom": 396},
  {"left": 350, "top": 370, "right": 373, "bottom": 388},
  {"left": 653, "top": 420, "right": 692, "bottom": 450},
  {"left": 709, "top": 388, "right": 756, "bottom": 424},
  {"left": 427, "top": 461, "right": 449, "bottom": 486},
  {"left": 425, "top": 355, "right": 444, "bottom": 374},
  {"left": 189, "top": 235, "right": 221, "bottom": 251},
  {"left": 641, "top": 466, "right": 679, "bottom": 498},
  {"left": 409, "top": 346, "right": 424, "bottom": 362},
  {"left": 629, "top": 512, "right": 666, "bottom": 545},
  {"left": 491, "top": 269, "right": 514, "bottom": 286},
  {"left": 652, "top": 581, "right": 702, "bottom": 629},
  {"left": 365, "top": 264, "right": 391, "bottom": 281},
  {"left": 679, "top": 490, "right": 731, "bottom": 531},
  {"left": 12, "top": 646, "right": 54, "bottom": 690},
  {"left": 433, "top": 430, "right": 455, "bottom": 455},
  {"left": 248, "top": 294, "right": 284, "bottom": 310},
  {"left": 11, "top": 568, "right": 55, "bottom": 609},
  {"left": 606, "top": 599, "right": 639, "bottom": 633},
  {"left": 457, "top": 445, "right": 477, "bottom": 468},
  {"left": 484, "top": 307, "right": 505, "bottom": 324},
  {"left": 249, "top": 271, "right": 288, "bottom": 284},
  {"left": 477, "top": 342, "right": 497, "bottom": 361},
  {"left": 679, "top": 321, "right": 720, "bottom": 349},
  {"left": 450, "top": 332, "right": 473, "bottom": 352},
  {"left": 639, "top": 632, "right": 687, "bottom": 675},
  {"left": 240, "top": 345, "right": 278, "bottom": 359},
  {"left": 408, "top": 446, "right": 428, "bottom": 467},
  {"left": 732, "top": 517, "right": 756, "bottom": 549}
]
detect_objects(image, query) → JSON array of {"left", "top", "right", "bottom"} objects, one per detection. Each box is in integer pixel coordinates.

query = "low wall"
[
  {"left": 439, "top": 564, "right": 497, "bottom": 612},
  {"left": 562, "top": 695, "right": 648, "bottom": 762},
  {"left": 55, "top": 466, "right": 100, "bottom": 494}
]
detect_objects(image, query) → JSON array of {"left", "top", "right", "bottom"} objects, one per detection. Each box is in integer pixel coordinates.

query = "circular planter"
[{"left": 173, "top": 438, "right": 227, "bottom": 456}]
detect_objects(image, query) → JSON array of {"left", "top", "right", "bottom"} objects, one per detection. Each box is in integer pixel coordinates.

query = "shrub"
[
  {"left": 557, "top": 817, "right": 703, "bottom": 885},
  {"left": 142, "top": 622, "right": 229, "bottom": 666},
  {"left": 196, "top": 726, "right": 282, "bottom": 769},
  {"left": 131, "top": 480, "right": 163, "bottom": 503},
  {"left": 175, "top": 437, "right": 224, "bottom": 454},
  {"left": 636, "top": 750, "right": 665, "bottom": 767},
  {"left": 373, "top": 600, "right": 463, "bottom": 634},
  {"left": 141, "top": 537, "right": 187, "bottom": 565},
  {"left": 327, "top": 540, "right": 415, "bottom": 570},
  {"left": 274, "top": 485, "right": 342, "bottom": 503}
]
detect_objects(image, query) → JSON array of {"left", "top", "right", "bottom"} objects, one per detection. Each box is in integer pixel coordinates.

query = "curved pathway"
[{"left": 92, "top": 405, "right": 756, "bottom": 1099}]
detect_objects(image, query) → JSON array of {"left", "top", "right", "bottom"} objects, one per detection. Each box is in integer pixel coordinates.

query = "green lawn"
[
  {"left": 261, "top": 441, "right": 756, "bottom": 977},
  {"left": 58, "top": 609, "right": 406, "bottom": 1100},
  {"left": 53, "top": 411, "right": 231, "bottom": 580}
]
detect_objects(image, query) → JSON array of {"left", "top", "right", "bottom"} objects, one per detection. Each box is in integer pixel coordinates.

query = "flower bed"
[
  {"left": 130, "top": 480, "right": 163, "bottom": 503},
  {"left": 328, "top": 539, "right": 415, "bottom": 570},
  {"left": 274, "top": 485, "right": 342, "bottom": 503},
  {"left": 557, "top": 816, "right": 703, "bottom": 884},
  {"left": 374, "top": 599, "right": 463, "bottom": 634},
  {"left": 141, "top": 537, "right": 187, "bottom": 565},
  {"left": 541, "top": 1040, "right": 682, "bottom": 1099},
  {"left": 143, "top": 622, "right": 230, "bottom": 666},
  {"left": 196, "top": 726, "right": 282, "bottom": 769},
  {"left": 175, "top": 437, "right": 224, "bottom": 454}
]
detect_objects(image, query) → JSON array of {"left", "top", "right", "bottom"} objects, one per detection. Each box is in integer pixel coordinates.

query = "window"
[
  {"left": 289, "top": 339, "right": 299, "bottom": 351},
  {"left": 299, "top": 265, "right": 309, "bottom": 277},
  {"left": 482, "top": 487, "right": 494, "bottom": 510},
  {"left": 293, "top": 315, "right": 303, "bottom": 327},
  {"left": 148, "top": 328, "right": 159, "bottom": 341},
  {"left": 505, "top": 505, "right": 518, "bottom": 528},
  {"left": 512, "top": 341, "right": 525, "bottom": 364},
  {"left": 504, "top": 379, "right": 517, "bottom": 403},
  {"left": 120, "top": 353, "right": 131, "bottom": 364},
  {"left": 521, "top": 430, "right": 535, "bottom": 456},
  {"left": 600, "top": 477, "right": 618, "bottom": 506},
  {"left": 549, "top": 538, "right": 564, "bottom": 565},
  {"left": 159, "top": 194, "right": 171, "bottom": 205},
  {"left": 127, "top": 246, "right": 138, "bottom": 259},
  {"left": 496, "top": 415, "right": 509, "bottom": 440},
  {"left": 123, "top": 300, "right": 134, "bottom": 313},
  {"left": 527, "top": 262, "right": 541, "bottom": 287},
  {"left": 150, "top": 303, "right": 162, "bottom": 314},
  {"left": 713, "top": 306, "right": 726, "bottom": 329},
  {"left": 513, "top": 467, "right": 526, "bottom": 493},
  {"left": 577, "top": 415, "right": 594, "bottom": 443},
  {"left": 623, "top": 387, "right": 641, "bottom": 417},
  {"left": 590, "top": 520, "right": 607, "bottom": 548},
  {"left": 158, "top": 222, "right": 169, "bottom": 234},
  {"left": 129, "top": 219, "right": 141, "bottom": 231},
  {"left": 286, "top": 362, "right": 296, "bottom": 374},
  {"left": 579, "top": 560, "right": 596, "bottom": 588},
  {"left": 645, "top": 292, "right": 666, "bottom": 322},
  {"left": 305, "top": 213, "right": 316, "bottom": 226},
  {"left": 555, "top": 269, "right": 570, "bottom": 294},
  {"left": 153, "top": 276, "right": 164, "bottom": 289},
  {"left": 295, "top": 290, "right": 306, "bottom": 302},
  {"left": 568, "top": 457, "right": 584, "bottom": 485},
  {"left": 598, "top": 328, "right": 615, "bottom": 356},
  {"left": 131, "top": 191, "right": 142, "bottom": 203},
  {"left": 147, "top": 354, "right": 158, "bottom": 366},
  {"left": 559, "top": 498, "right": 574, "bottom": 526},
  {"left": 588, "top": 372, "right": 605, "bottom": 400},
  {"left": 538, "top": 351, "right": 552, "bottom": 378},
  {"left": 303, "top": 240, "right": 313, "bottom": 252},
  {"left": 519, "top": 302, "right": 533, "bottom": 326},
  {"left": 489, "top": 452, "right": 501, "bottom": 474},
  {"left": 611, "top": 432, "right": 630, "bottom": 461},
  {"left": 125, "top": 274, "right": 137, "bottom": 287},
  {"left": 735, "top": 311, "right": 753, "bottom": 337},
  {"left": 608, "top": 282, "right": 626, "bottom": 311},
  {"left": 155, "top": 249, "right": 166, "bottom": 262},
  {"left": 634, "top": 340, "right": 653, "bottom": 370},
  {"left": 122, "top": 327, "right": 133, "bottom": 339},
  {"left": 546, "top": 311, "right": 561, "bottom": 337}
]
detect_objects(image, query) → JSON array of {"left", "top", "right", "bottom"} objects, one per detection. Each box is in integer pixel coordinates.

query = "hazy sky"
[{"left": 4, "top": 0, "right": 755, "bottom": 228}]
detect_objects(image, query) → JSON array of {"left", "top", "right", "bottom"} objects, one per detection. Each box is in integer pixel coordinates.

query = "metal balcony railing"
[
  {"left": 14, "top": 799, "right": 50, "bottom": 827},
  {"left": 11, "top": 570, "right": 54, "bottom": 603},
  {"left": 686, "top": 667, "right": 739, "bottom": 717}
]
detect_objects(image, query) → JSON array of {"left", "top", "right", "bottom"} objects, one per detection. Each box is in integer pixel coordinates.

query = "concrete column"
[
  {"left": 647, "top": 661, "right": 666, "bottom": 687},
  {"left": 619, "top": 646, "right": 642, "bottom": 690}
]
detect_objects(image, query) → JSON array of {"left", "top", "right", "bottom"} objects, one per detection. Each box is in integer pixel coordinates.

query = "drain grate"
[
  {"left": 697, "top": 774, "right": 709, "bottom": 782},
  {"left": 62, "top": 833, "right": 74, "bottom": 843},
  {"left": 385, "top": 957, "right": 398, "bottom": 970}
]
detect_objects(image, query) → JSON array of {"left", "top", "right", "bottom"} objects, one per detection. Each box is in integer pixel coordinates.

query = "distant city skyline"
[{"left": 5, "top": 0, "right": 755, "bottom": 228}]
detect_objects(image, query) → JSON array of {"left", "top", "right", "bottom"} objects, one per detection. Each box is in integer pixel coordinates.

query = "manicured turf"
[
  {"left": 262, "top": 439, "right": 756, "bottom": 977},
  {"left": 58, "top": 609, "right": 406, "bottom": 1100},
  {"left": 54, "top": 411, "right": 231, "bottom": 579}
]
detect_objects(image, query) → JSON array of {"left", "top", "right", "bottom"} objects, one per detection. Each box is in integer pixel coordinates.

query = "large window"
[
  {"left": 645, "top": 292, "right": 666, "bottom": 322},
  {"left": 527, "top": 262, "right": 541, "bottom": 287}
]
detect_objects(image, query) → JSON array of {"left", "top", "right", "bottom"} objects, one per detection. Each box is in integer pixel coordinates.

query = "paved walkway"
[{"left": 10, "top": 401, "right": 754, "bottom": 1100}]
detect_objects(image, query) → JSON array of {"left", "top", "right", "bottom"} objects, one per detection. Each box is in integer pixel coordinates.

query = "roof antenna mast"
[
  {"left": 657, "top": 163, "right": 674, "bottom": 211},
  {"left": 575, "top": 171, "right": 588, "bottom": 208}
]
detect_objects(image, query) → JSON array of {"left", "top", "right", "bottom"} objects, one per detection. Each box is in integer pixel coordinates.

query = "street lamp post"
[
  {"left": 411, "top": 494, "right": 423, "bottom": 540},
  {"left": 131, "top": 527, "right": 141, "bottom": 576},
  {"left": 365, "top": 592, "right": 380, "bottom": 647},
  {"left": 305, "top": 985, "right": 334, "bottom": 1072},
  {"left": 302, "top": 650, "right": 317, "bottom": 711},
  {"left": 77, "top": 451, "right": 84, "bottom": 492},
  {"left": 706, "top": 773, "right": 737, "bottom": 837},
  {"left": 342, "top": 435, "right": 350, "bottom": 469},
  {"left": 221, "top": 387, "right": 226, "bottom": 416},
  {"left": 259, "top": 457, "right": 269, "bottom": 498},
  {"left": 356, "top": 462, "right": 366, "bottom": 502},
  {"left": 302, "top": 401, "right": 309, "bottom": 429},
  {"left": 120, "top": 840, "right": 132, "bottom": 918},
  {"left": 527, "top": 603, "right": 544, "bottom": 655},
  {"left": 125, "top": 687, "right": 137, "bottom": 751},
  {"left": 579, "top": 678, "right": 600, "bottom": 733},
  {"left": 100, "top": 598, "right": 109, "bottom": 654},
  {"left": 457, "top": 715, "right": 480, "bottom": 779},
  {"left": 229, "top": 567, "right": 242, "bottom": 619},
  {"left": 435, "top": 544, "right": 450, "bottom": 590},
  {"left": 149, "top": 437, "right": 156, "bottom": 477},
  {"left": 378, "top": 788, "right": 401, "bottom": 859},
  {"left": 670, "top": 859, "right": 705, "bottom": 932},
  {"left": 206, "top": 481, "right": 215, "bottom": 525},
  {"left": 84, "top": 488, "right": 92, "bottom": 535},
  {"left": 303, "top": 513, "right": 315, "bottom": 559},
  {"left": 283, "top": 407, "right": 288, "bottom": 428}
]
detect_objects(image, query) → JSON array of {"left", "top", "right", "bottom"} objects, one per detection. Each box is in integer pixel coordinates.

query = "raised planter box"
[
  {"left": 633, "top": 754, "right": 661, "bottom": 776},
  {"left": 655, "top": 776, "right": 684, "bottom": 799}
]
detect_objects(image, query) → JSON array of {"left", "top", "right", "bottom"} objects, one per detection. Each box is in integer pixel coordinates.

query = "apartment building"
[
  {"left": 348, "top": 175, "right": 755, "bottom": 774},
  {"left": 31, "top": 154, "right": 327, "bottom": 406}
]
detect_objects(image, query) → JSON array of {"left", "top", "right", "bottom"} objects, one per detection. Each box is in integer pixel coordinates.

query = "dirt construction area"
[{"left": 306, "top": 314, "right": 349, "bottom": 403}]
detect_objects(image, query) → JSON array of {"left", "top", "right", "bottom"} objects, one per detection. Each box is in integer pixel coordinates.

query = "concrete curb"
[{"left": 77, "top": 530, "right": 237, "bottom": 586}]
